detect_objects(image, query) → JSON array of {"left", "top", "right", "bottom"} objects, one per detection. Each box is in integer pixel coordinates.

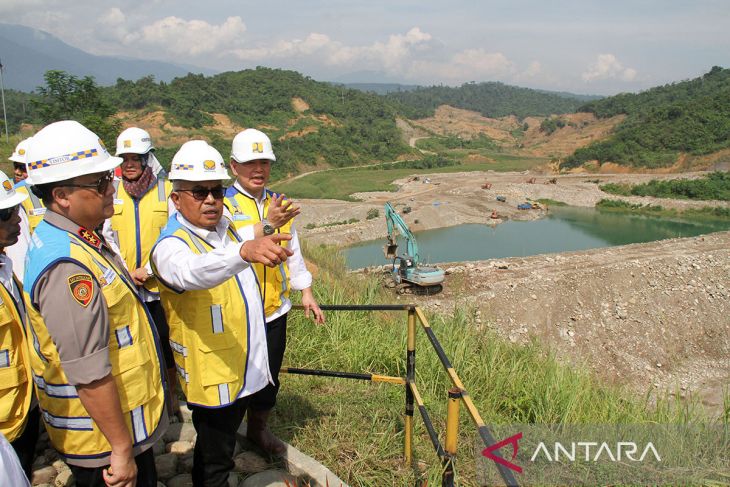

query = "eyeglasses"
[
  {"left": 0, "top": 205, "right": 19, "bottom": 222},
  {"left": 63, "top": 172, "right": 115, "bottom": 194},
  {"left": 177, "top": 187, "right": 226, "bottom": 201}
]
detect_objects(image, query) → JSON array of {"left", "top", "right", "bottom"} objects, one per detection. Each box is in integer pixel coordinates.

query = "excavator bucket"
[{"left": 384, "top": 243, "right": 398, "bottom": 259}]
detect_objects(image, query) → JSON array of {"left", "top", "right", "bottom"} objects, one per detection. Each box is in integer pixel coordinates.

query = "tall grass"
[{"left": 271, "top": 243, "right": 722, "bottom": 485}]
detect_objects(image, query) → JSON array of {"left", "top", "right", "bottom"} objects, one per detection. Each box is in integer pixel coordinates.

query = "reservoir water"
[{"left": 344, "top": 206, "right": 730, "bottom": 269}]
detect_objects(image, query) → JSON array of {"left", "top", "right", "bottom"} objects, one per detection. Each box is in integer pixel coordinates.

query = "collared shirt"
[
  {"left": 29, "top": 210, "right": 167, "bottom": 467},
  {"left": 0, "top": 254, "right": 23, "bottom": 316},
  {"left": 226, "top": 182, "right": 313, "bottom": 322},
  {"left": 151, "top": 212, "right": 272, "bottom": 398}
]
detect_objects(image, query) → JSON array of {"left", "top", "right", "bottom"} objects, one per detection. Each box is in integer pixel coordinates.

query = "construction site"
[{"left": 297, "top": 170, "right": 730, "bottom": 418}]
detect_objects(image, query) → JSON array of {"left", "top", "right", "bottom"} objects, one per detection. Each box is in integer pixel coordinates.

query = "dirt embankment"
[{"left": 418, "top": 232, "right": 730, "bottom": 415}]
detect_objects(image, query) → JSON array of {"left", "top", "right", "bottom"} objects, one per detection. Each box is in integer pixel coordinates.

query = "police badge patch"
[{"left": 68, "top": 274, "right": 93, "bottom": 307}]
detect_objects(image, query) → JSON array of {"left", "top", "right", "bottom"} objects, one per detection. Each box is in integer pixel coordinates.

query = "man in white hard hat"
[
  {"left": 10, "top": 137, "right": 46, "bottom": 233},
  {"left": 104, "top": 127, "right": 179, "bottom": 418},
  {"left": 9, "top": 138, "right": 31, "bottom": 184},
  {"left": 225, "top": 128, "right": 324, "bottom": 456},
  {"left": 2, "top": 139, "right": 35, "bottom": 281},
  {"left": 151, "top": 140, "right": 292, "bottom": 487},
  {"left": 0, "top": 169, "right": 38, "bottom": 481},
  {"left": 23, "top": 120, "right": 168, "bottom": 487}
]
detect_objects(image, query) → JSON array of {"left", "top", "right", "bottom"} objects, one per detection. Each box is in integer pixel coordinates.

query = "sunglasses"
[
  {"left": 177, "top": 186, "right": 226, "bottom": 201},
  {"left": 0, "top": 205, "right": 19, "bottom": 222},
  {"left": 63, "top": 172, "right": 115, "bottom": 194}
]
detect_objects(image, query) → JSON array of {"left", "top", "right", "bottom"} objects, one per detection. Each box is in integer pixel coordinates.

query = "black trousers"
[
  {"left": 69, "top": 447, "right": 157, "bottom": 487},
  {"left": 10, "top": 405, "right": 40, "bottom": 480},
  {"left": 147, "top": 299, "right": 174, "bottom": 367},
  {"left": 189, "top": 397, "right": 249, "bottom": 487},
  {"left": 248, "top": 313, "right": 288, "bottom": 411}
]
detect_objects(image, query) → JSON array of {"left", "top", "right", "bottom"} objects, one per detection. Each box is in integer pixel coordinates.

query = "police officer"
[
  {"left": 23, "top": 121, "right": 167, "bottom": 487},
  {"left": 225, "top": 129, "right": 324, "bottom": 455},
  {"left": 0, "top": 169, "right": 38, "bottom": 480},
  {"left": 151, "top": 140, "right": 292, "bottom": 486},
  {"left": 105, "top": 127, "right": 179, "bottom": 417}
]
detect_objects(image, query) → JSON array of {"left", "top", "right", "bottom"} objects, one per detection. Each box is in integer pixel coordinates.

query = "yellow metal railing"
[{"left": 282, "top": 304, "right": 518, "bottom": 487}]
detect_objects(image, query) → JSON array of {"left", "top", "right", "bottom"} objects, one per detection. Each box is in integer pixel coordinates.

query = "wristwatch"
[{"left": 262, "top": 219, "right": 275, "bottom": 236}]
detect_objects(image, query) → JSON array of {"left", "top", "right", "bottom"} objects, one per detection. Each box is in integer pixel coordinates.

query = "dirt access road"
[{"left": 296, "top": 171, "right": 729, "bottom": 416}]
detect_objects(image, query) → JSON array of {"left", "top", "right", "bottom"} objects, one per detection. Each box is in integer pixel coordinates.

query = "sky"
[{"left": 1, "top": 0, "right": 728, "bottom": 95}]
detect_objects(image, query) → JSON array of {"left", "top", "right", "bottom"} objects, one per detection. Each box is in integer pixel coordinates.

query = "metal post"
[
  {"left": 0, "top": 60, "right": 9, "bottom": 143},
  {"left": 404, "top": 308, "right": 416, "bottom": 466},
  {"left": 443, "top": 388, "right": 461, "bottom": 487}
]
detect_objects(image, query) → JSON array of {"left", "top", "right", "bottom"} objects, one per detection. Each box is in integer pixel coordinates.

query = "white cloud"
[
  {"left": 137, "top": 16, "right": 247, "bottom": 56},
  {"left": 228, "top": 27, "right": 523, "bottom": 85},
  {"left": 524, "top": 61, "right": 542, "bottom": 77},
  {"left": 582, "top": 54, "right": 637, "bottom": 82}
]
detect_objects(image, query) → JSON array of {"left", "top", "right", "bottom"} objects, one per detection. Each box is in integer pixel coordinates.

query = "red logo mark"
[{"left": 482, "top": 432, "right": 523, "bottom": 473}]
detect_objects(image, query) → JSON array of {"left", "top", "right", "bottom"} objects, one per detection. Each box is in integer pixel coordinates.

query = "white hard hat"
[
  {"left": 230, "top": 129, "right": 276, "bottom": 164},
  {"left": 0, "top": 170, "right": 28, "bottom": 209},
  {"left": 24, "top": 121, "right": 122, "bottom": 185},
  {"left": 116, "top": 127, "right": 154, "bottom": 156},
  {"left": 169, "top": 140, "right": 229, "bottom": 182},
  {"left": 9, "top": 137, "right": 33, "bottom": 163}
]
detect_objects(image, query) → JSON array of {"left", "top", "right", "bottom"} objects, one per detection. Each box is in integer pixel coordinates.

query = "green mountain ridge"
[
  {"left": 384, "top": 81, "right": 590, "bottom": 119},
  {"left": 563, "top": 66, "right": 730, "bottom": 169},
  {"left": 4, "top": 66, "right": 729, "bottom": 177}
]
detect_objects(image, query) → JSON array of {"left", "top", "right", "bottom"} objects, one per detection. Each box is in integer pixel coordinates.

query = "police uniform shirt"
[
  {"left": 226, "top": 182, "right": 313, "bottom": 322},
  {"left": 29, "top": 211, "right": 167, "bottom": 467},
  {"left": 151, "top": 212, "right": 272, "bottom": 398}
]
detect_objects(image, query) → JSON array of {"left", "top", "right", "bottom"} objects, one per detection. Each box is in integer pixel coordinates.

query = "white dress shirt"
[
  {"left": 151, "top": 212, "right": 272, "bottom": 398},
  {"left": 5, "top": 207, "right": 31, "bottom": 282},
  {"left": 226, "top": 182, "right": 313, "bottom": 322}
]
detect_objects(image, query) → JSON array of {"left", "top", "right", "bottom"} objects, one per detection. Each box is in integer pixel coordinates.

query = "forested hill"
[
  {"left": 384, "top": 82, "right": 590, "bottom": 119},
  {"left": 563, "top": 66, "right": 730, "bottom": 169}
]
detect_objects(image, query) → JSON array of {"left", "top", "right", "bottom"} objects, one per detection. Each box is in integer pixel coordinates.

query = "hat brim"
[
  {"left": 0, "top": 191, "right": 28, "bottom": 209},
  {"left": 25, "top": 155, "right": 122, "bottom": 186},
  {"left": 230, "top": 153, "right": 276, "bottom": 164}
]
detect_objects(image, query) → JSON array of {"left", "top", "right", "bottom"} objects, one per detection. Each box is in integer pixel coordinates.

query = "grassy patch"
[
  {"left": 270, "top": 243, "right": 722, "bottom": 486},
  {"left": 596, "top": 199, "right": 730, "bottom": 221},
  {"left": 272, "top": 152, "right": 546, "bottom": 200},
  {"left": 536, "top": 198, "right": 568, "bottom": 207},
  {"left": 601, "top": 172, "right": 730, "bottom": 201}
]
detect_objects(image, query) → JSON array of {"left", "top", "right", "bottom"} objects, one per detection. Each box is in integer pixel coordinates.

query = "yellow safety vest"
[
  {"left": 23, "top": 221, "right": 166, "bottom": 458},
  {"left": 0, "top": 277, "right": 32, "bottom": 442},
  {"left": 14, "top": 181, "right": 46, "bottom": 232},
  {"left": 152, "top": 218, "right": 254, "bottom": 408},
  {"left": 224, "top": 188, "right": 291, "bottom": 317},
  {"left": 110, "top": 179, "right": 171, "bottom": 294}
]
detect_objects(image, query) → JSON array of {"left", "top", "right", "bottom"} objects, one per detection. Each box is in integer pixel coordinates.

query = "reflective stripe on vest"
[
  {"left": 0, "top": 279, "right": 33, "bottom": 442},
  {"left": 33, "top": 375, "right": 78, "bottom": 399}
]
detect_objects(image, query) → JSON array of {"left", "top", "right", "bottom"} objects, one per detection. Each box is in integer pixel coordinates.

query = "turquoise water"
[{"left": 344, "top": 206, "right": 730, "bottom": 269}]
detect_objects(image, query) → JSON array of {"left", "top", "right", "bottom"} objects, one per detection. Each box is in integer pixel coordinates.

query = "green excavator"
[{"left": 382, "top": 202, "right": 445, "bottom": 295}]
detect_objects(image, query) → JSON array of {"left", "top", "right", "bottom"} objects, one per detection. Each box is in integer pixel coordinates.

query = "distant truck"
[
  {"left": 517, "top": 203, "right": 532, "bottom": 210},
  {"left": 496, "top": 195, "right": 506, "bottom": 202}
]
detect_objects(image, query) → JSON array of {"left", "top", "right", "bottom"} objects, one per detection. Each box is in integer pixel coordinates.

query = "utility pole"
[{"left": 0, "top": 58, "right": 8, "bottom": 143}]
